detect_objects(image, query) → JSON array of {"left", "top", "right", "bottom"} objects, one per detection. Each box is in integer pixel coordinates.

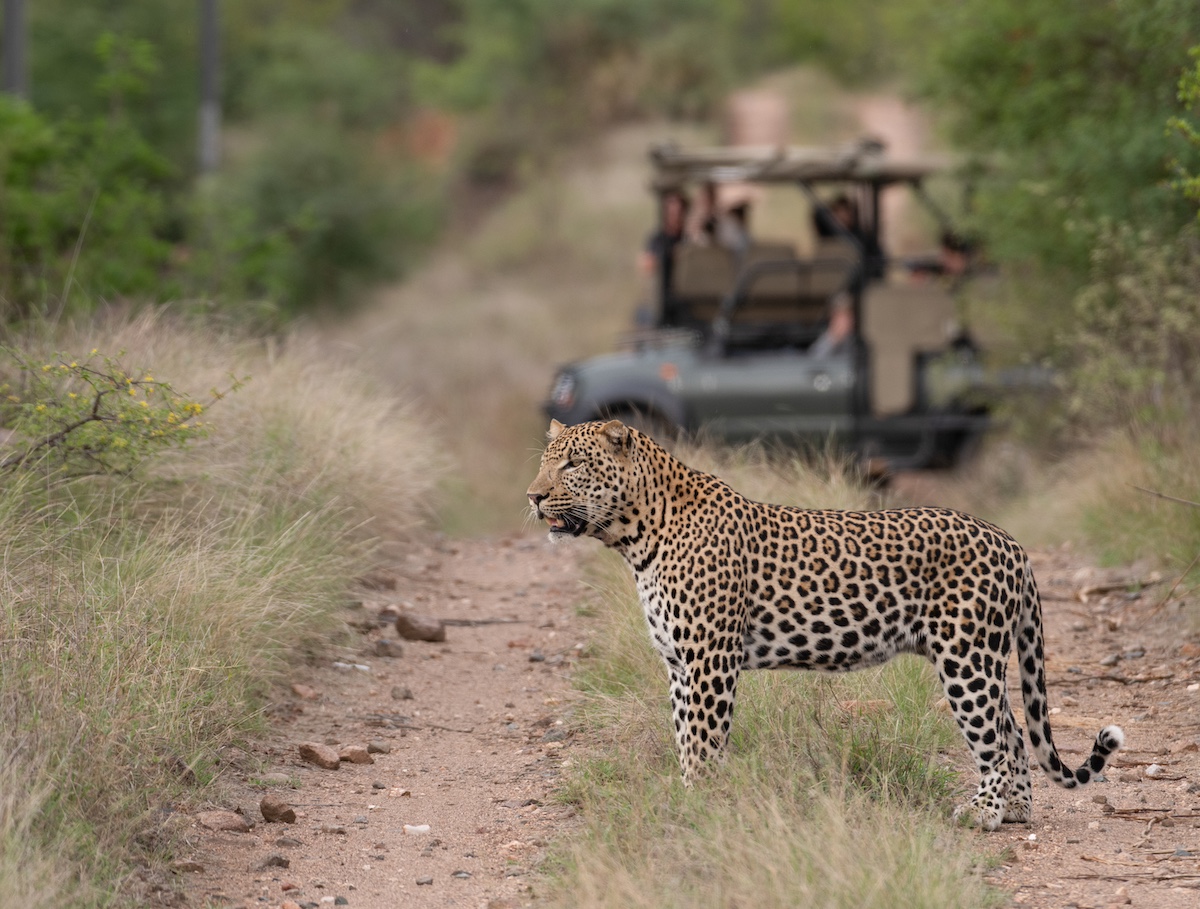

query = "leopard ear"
[
  {"left": 547, "top": 419, "right": 566, "bottom": 441},
  {"left": 598, "top": 419, "right": 630, "bottom": 452}
]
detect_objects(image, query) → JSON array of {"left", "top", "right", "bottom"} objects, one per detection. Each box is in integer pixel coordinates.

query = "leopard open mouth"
[{"left": 544, "top": 513, "right": 586, "bottom": 537}]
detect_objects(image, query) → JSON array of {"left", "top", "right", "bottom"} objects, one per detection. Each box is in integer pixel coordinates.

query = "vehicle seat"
[
  {"left": 671, "top": 244, "right": 734, "bottom": 326},
  {"left": 861, "top": 281, "right": 958, "bottom": 415}
]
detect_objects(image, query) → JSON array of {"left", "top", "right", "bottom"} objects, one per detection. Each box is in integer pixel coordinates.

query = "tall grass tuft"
[
  {"left": 552, "top": 448, "right": 995, "bottom": 909},
  {"left": 0, "top": 310, "right": 439, "bottom": 904}
]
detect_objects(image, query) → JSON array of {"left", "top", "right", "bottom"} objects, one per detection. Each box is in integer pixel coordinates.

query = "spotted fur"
[{"left": 527, "top": 419, "right": 1124, "bottom": 830}]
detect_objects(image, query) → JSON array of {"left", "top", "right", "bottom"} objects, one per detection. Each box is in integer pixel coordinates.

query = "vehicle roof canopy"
[{"left": 650, "top": 138, "right": 953, "bottom": 189}]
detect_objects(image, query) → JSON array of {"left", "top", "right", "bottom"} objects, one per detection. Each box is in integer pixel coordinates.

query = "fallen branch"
[{"left": 1132, "top": 485, "right": 1200, "bottom": 510}]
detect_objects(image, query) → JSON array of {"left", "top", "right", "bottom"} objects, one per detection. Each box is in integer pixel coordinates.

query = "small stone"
[
  {"left": 170, "top": 859, "right": 205, "bottom": 873},
  {"left": 416, "top": 876, "right": 434, "bottom": 885},
  {"left": 541, "top": 728, "right": 568, "bottom": 743},
  {"left": 354, "top": 815, "right": 368, "bottom": 824},
  {"left": 275, "top": 836, "right": 303, "bottom": 848},
  {"left": 374, "top": 639, "right": 405, "bottom": 658},
  {"left": 259, "top": 771, "right": 293, "bottom": 786},
  {"left": 292, "top": 683, "right": 320, "bottom": 700},
  {"left": 451, "top": 870, "right": 471, "bottom": 879},
  {"left": 499, "top": 799, "right": 537, "bottom": 809},
  {"left": 1092, "top": 794, "right": 1109, "bottom": 805},
  {"left": 1100, "top": 654, "right": 1121, "bottom": 668},
  {"left": 372, "top": 781, "right": 387, "bottom": 789},
  {"left": 391, "top": 686, "right": 414, "bottom": 700},
  {"left": 259, "top": 853, "right": 290, "bottom": 870},
  {"left": 338, "top": 745, "right": 374, "bottom": 765},
  {"left": 395, "top": 613, "right": 446, "bottom": 643},
  {"left": 1122, "top": 648, "right": 1145, "bottom": 660},
  {"left": 322, "top": 824, "right": 348, "bottom": 835},
  {"left": 1170, "top": 740, "right": 1199, "bottom": 754},
  {"left": 1175, "top": 847, "right": 1194, "bottom": 857},
  {"left": 299, "top": 742, "right": 341, "bottom": 769},
  {"left": 261, "top": 794, "right": 297, "bottom": 824},
  {"left": 1088, "top": 820, "right": 1101, "bottom": 830},
  {"left": 197, "top": 810, "right": 251, "bottom": 833},
  {"left": 1060, "top": 695, "right": 1079, "bottom": 707},
  {"left": 367, "top": 741, "right": 391, "bottom": 755},
  {"left": 281, "top": 902, "right": 302, "bottom": 909},
  {"left": 335, "top": 897, "right": 349, "bottom": 905},
  {"left": 529, "top": 650, "right": 546, "bottom": 663},
  {"left": 403, "top": 824, "right": 431, "bottom": 835},
  {"left": 1145, "top": 763, "right": 1165, "bottom": 779},
  {"left": 282, "top": 882, "right": 299, "bottom": 891}
]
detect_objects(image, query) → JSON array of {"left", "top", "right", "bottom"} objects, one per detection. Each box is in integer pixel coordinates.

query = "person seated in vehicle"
[
  {"left": 813, "top": 192, "right": 884, "bottom": 280},
  {"left": 692, "top": 182, "right": 753, "bottom": 259},
  {"left": 904, "top": 230, "right": 973, "bottom": 289},
  {"left": 639, "top": 189, "right": 691, "bottom": 314},
  {"left": 810, "top": 290, "right": 854, "bottom": 358}
]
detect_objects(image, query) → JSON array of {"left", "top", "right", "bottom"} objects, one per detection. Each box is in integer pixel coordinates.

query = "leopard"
[{"left": 526, "top": 418, "right": 1124, "bottom": 830}]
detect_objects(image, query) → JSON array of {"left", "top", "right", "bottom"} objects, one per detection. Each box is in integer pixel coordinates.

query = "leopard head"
[{"left": 526, "top": 419, "right": 642, "bottom": 544}]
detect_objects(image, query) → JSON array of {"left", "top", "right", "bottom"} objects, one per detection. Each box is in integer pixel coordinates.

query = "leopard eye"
[{"left": 564, "top": 458, "right": 582, "bottom": 471}]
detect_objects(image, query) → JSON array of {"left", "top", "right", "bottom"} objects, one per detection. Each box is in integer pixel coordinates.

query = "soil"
[
  {"left": 174, "top": 529, "right": 1200, "bottom": 909},
  {"left": 175, "top": 533, "right": 589, "bottom": 909}
]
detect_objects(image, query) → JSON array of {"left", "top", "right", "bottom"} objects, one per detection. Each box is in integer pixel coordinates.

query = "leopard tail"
[{"left": 1017, "top": 559, "right": 1124, "bottom": 788}]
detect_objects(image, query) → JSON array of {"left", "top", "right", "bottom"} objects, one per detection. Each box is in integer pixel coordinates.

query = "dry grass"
[{"left": 0, "top": 311, "right": 439, "bottom": 905}]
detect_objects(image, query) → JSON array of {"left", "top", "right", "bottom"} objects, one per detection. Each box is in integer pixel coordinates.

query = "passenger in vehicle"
[
  {"left": 813, "top": 192, "right": 884, "bottom": 279},
  {"left": 810, "top": 289, "right": 854, "bottom": 358},
  {"left": 639, "top": 189, "right": 691, "bottom": 308}
]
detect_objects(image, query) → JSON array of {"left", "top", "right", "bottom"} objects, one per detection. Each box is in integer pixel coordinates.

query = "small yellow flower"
[
  {"left": 129, "top": 387, "right": 138, "bottom": 396},
  {"left": 139, "top": 400, "right": 149, "bottom": 408},
  {"left": 68, "top": 392, "right": 77, "bottom": 399},
  {"left": 69, "top": 362, "right": 77, "bottom": 368},
  {"left": 167, "top": 413, "right": 178, "bottom": 424},
  {"left": 35, "top": 404, "right": 46, "bottom": 413}
]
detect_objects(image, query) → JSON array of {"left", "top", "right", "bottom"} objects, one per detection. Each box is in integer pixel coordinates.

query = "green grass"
[
  {"left": 546, "top": 453, "right": 999, "bottom": 909},
  {"left": 0, "top": 311, "right": 439, "bottom": 905}
]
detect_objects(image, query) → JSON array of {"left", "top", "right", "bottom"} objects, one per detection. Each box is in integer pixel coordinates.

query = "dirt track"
[
  {"left": 176, "top": 534, "right": 588, "bottom": 909},
  {"left": 173, "top": 529, "right": 1200, "bottom": 909}
]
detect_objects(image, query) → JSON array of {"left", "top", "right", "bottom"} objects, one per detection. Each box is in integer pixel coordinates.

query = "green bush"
[
  {"left": 0, "top": 92, "right": 174, "bottom": 320},
  {"left": 188, "top": 125, "right": 443, "bottom": 316}
]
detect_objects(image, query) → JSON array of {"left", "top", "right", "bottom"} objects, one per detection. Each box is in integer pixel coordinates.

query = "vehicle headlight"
[{"left": 550, "top": 372, "right": 576, "bottom": 409}]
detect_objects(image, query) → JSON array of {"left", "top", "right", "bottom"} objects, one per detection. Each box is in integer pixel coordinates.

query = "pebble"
[
  {"left": 275, "top": 836, "right": 303, "bottom": 848},
  {"left": 416, "top": 876, "right": 434, "bottom": 886},
  {"left": 170, "top": 859, "right": 205, "bottom": 873},
  {"left": 452, "top": 870, "right": 472, "bottom": 879},
  {"left": 332, "top": 661, "right": 372, "bottom": 672},
  {"left": 374, "top": 639, "right": 405, "bottom": 658},
  {"left": 338, "top": 744, "right": 374, "bottom": 765},
  {"left": 391, "top": 686, "right": 414, "bottom": 700},
  {"left": 367, "top": 740, "right": 392, "bottom": 754},
  {"left": 541, "top": 728, "right": 568, "bottom": 743},
  {"left": 529, "top": 650, "right": 546, "bottom": 663},
  {"left": 1099, "top": 654, "right": 1121, "bottom": 668},
  {"left": 1060, "top": 695, "right": 1079, "bottom": 707},
  {"left": 291, "top": 683, "right": 320, "bottom": 700},
  {"left": 404, "top": 824, "right": 431, "bottom": 835},
  {"left": 354, "top": 815, "right": 368, "bottom": 824},
  {"left": 299, "top": 742, "right": 341, "bottom": 770},
  {"left": 197, "top": 810, "right": 251, "bottom": 833},
  {"left": 395, "top": 613, "right": 446, "bottom": 643},
  {"left": 258, "top": 853, "right": 290, "bottom": 870},
  {"left": 1145, "top": 763, "right": 1165, "bottom": 779},
  {"left": 259, "top": 771, "right": 293, "bottom": 786},
  {"left": 281, "top": 902, "right": 302, "bottom": 909},
  {"left": 372, "top": 781, "right": 387, "bottom": 789},
  {"left": 322, "top": 824, "right": 348, "bottom": 835},
  {"left": 260, "top": 794, "right": 297, "bottom": 824}
]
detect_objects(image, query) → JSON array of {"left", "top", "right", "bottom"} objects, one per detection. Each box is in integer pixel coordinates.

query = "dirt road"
[
  {"left": 176, "top": 533, "right": 588, "bottom": 909},
  {"left": 174, "top": 530, "right": 1200, "bottom": 909}
]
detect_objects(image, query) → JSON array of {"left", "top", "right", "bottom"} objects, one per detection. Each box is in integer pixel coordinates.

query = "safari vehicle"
[{"left": 543, "top": 138, "right": 996, "bottom": 470}]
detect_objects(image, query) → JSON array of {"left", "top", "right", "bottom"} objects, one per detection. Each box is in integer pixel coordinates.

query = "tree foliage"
[{"left": 917, "top": 0, "right": 1200, "bottom": 275}]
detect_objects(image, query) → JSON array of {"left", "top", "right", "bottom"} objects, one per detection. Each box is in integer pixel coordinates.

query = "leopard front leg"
[{"left": 665, "top": 639, "right": 743, "bottom": 786}]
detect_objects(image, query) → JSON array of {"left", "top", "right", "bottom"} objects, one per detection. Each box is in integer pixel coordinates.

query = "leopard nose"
[{"left": 528, "top": 492, "right": 546, "bottom": 507}]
